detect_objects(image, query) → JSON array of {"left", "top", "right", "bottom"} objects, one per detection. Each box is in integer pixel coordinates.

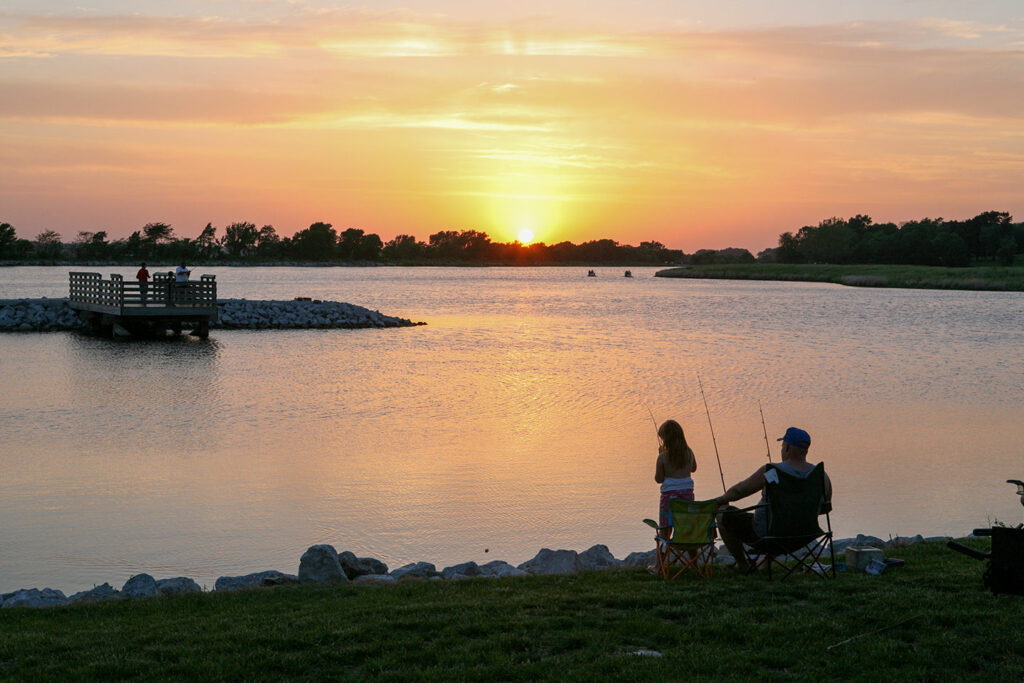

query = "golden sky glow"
[{"left": 2, "top": 2, "right": 1023, "bottom": 250}]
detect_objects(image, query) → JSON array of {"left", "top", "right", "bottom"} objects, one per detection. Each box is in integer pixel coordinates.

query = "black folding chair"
[{"left": 742, "top": 462, "right": 835, "bottom": 580}]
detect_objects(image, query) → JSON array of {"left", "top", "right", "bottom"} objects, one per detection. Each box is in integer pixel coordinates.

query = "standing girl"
[{"left": 655, "top": 419, "right": 698, "bottom": 539}]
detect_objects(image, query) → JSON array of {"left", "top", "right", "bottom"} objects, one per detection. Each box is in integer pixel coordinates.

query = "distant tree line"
[
  {"left": 4, "top": 210, "right": 1020, "bottom": 267},
  {"left": 762, "top": 211, "right": 1023, "bottom": 266},
  {"left": 0, "top": 221, "right": 690, "bottom": 265}
]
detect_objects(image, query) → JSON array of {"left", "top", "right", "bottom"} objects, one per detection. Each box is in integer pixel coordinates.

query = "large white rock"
[
  {"left": 833, "top": 535, "right": 886, "bottom": 553},
  {"left": 353, "top": 574, "right": 397, "bottom": 584},
  {"left": 517, "top": 548, "right": 582, "bottom": 575},
  {"left": 155, "top": 577, "right": 202, "bottom": 596},
  {"left": 390, "top": 562, "right": 438, "bottom": 580},
  {"left": 853, "top": 534, "right": 887, "bottom": 549},
  {"left": 337, "top": 551, "right": 389, "bottom": 580},
  {"left": 298, "top": 544, "right": 348, "bottom": 583},
  {"left": 478, "top": 560, "right": 528, "bottom": 578},
  {"left": 887, "top": 534, "right": 925, "bottom": 548},
  {"left": 622, "top": 550, "right": 657, "bottom": 568},
  {"left": 2, "top": 588, "right": 69, "bottom": 609},
  {"left": 578, "top": 544, "right": 622, "bottom": 570},
  {"left": 214, "top": 570, "right": 299, "bottom": 592},
  {"left": 441, "top": 561, "right": 481, "bottom": 580},
  {"left": 69, "top": 583, "right": 122, "bottom": 604},
  {"left": 122, "top": 573, "right": 158, "bottom": 598}
]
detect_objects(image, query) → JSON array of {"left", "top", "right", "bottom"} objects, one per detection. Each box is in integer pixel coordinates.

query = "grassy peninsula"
[
  {"left": 656, "top": 263, "right": 1024, "bottom": 292},
  {"left": 1, "top": 540, "right": 1021, "bottom": 680}
]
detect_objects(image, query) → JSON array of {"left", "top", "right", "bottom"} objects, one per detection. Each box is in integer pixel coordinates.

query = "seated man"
[{"left": 715, "top": 427, "right": 832, "bottom": 573}]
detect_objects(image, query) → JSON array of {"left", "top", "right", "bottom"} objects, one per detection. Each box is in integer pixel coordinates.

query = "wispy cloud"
[{"left": 1, "top": 8, "right": 1023, "bottom": 247}]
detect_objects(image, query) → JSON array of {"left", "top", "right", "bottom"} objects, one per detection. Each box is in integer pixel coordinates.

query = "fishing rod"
[
  {"left": 758, "top": 400, "right": 772, "bottom": 463},
  {"left": 697, "top": 375, "right": 728, "bottom": 494},
  {"left": 642, "top": 400, "right": 660, "bottom": 449},
  {"left": 643, "top": 401, "right": 658, "bottom": 433}
]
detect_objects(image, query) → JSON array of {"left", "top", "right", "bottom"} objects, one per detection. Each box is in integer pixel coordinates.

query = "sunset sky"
[{"left": 2, "top": 1, "right": 1023, "bottom": 251}]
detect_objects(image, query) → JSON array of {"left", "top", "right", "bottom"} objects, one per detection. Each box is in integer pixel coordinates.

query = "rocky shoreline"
[
  {"left": 0, "top": 298, "right": 423, "bottom": 332},
  {"left": 1, "top": 533, "right": 951, "bottom": 608}
]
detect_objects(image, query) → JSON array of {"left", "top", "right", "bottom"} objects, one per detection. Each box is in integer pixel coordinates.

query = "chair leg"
[
  {"left": 658, "top": 545, "right": 715, "bottom": 579},
  {"left": 655, "top": 542, "right": 670, "bottom": 579}
]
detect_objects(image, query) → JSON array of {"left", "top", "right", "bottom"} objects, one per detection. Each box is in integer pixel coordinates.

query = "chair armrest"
[{"left": 643, "top": 518, "right": 669, "bottom": 531}]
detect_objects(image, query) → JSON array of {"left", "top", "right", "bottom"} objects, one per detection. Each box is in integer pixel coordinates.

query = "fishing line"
[
  {"left": 697, "top": 375, "right": 727, "bottom": 494},
  {"left": 641, "top": 400, "right": 660, "bottom": 450}
]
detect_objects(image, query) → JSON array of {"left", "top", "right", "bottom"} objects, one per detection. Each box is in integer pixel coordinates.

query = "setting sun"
[{"left": 517, "top": 229, "right": 534, "bottom": 244}]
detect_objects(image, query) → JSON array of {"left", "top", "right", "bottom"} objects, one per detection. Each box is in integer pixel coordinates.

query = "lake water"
[{"left": 2, "top": 266, "right": 1023, "bottom": 593}]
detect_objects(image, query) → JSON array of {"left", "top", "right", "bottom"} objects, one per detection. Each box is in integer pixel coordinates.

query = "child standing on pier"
[
  {"left": 136, "top": 262, "right": 149, "bottom": 304},
  {"left": 654, "top": 419, "right": 698, "bottom": 539}
]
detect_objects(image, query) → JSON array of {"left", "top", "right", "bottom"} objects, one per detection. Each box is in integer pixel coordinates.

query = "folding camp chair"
[
  {"left": 643, "top": 498, "right": 718, "bottom": 579},
  {"left": 743, "top": 462, "right": 835, "bottom": 580}
]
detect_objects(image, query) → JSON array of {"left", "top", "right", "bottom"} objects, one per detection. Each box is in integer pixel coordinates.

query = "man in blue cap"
[{"left": 715, "top": 427, "right": 832, "bottom": 573}]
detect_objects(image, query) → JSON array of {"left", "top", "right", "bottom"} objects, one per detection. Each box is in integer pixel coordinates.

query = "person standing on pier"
[
  {"left": 171, "top": 262, "right": 191, "bottom": 305},
  {"left": 136, "top": 262, "right": 149, "bottom": 305}
]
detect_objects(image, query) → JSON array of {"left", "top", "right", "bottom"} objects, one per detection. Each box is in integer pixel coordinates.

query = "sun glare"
[{"left": 517, "top": 229, "right": 534, "bottom": 244}]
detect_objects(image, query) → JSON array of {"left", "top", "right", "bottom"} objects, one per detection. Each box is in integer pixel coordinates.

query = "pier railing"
[{"left": 68, "top": 272, "right": 217, "bottom": 311}]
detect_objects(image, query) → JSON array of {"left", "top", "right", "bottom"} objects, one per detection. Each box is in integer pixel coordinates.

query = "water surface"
[{"left": 1, "top": 266, "right": 1022, "bottom": 592}]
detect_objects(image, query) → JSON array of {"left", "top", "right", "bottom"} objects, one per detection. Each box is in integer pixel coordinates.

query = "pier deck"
[{"left": 68, "top": 271, "right": 218, "bottom": 338}]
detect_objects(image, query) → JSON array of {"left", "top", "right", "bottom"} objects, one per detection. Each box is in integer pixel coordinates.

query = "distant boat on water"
[
  {"left": 587, "top": 270, "right": 596, "bottom": 277},
  {"left": 624, "top": 270, "right": 633, "bottom": 278}
]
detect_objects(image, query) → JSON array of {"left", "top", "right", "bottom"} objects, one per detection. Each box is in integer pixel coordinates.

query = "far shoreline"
[
  {"left": 655, "top": 263, "right": 1024, "bottom": 292},
  {"left": 4, "top": 261, "right": 1023, "bottom": 292},
  {"left": 1, "top": 261, "right": 677, "bottom": 269}
]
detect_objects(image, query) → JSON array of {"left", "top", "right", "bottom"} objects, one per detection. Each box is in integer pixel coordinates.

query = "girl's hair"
[{"left": 658, "top": 419, "right": 694, "bottom": 470}]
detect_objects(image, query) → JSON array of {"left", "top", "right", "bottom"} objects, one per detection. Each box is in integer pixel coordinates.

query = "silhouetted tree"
[
  {"left": 223, "top": 222, "right": 259, "bottom": 257},
  {"left": 776, "top": 232, "right": 803, "bottom": 263},
  {"left": 382, "top": 234, "right": 422, "bottom": 260},
  {"left": 757, "top": 247, "right": 778, "bottom": 262},
  {"left": 34, "top": 230, "right": 64, "bottom": 260},
  {"left": 0, "top": 222, "right": 18, "bottom": 258},
  {"left": 195, "top": 223, "right": 218, "bottom": 259},
  {"left": 358, "top": 233, "right": 383, "bottom": 260},
  {"left": 428, "top": 230, "right": 463, "bottom": 259},
  {"left": 142, "top": 222, "right": 174, "bottom": 244},
  {"left": 337, "top": 228, "right": 365, "bottom": 260},
  {"left": 256, "top": 224, "right": 280, "bottom": 258},
  {"left": 124, "top": 231, "right": 144, "bottom": 259},
  {"left": 74, "top": 230, "right": 109, "bottom": 260},
  {"left": 977, "top": 211, "right": 1013, "bottom": 261},
  {"left": 291, "top": 222, "right": 336, "bottom": 260},
  {"left": 996, "top": 237, "right": 1017, "bottom": 266},
  {"left": 931, "top": 230, "right": 970, "bottom": 267}
]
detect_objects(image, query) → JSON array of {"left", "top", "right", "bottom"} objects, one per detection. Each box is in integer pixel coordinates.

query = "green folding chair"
[{"left": 643, "top": 498, "right": 718, "bottom": 579}]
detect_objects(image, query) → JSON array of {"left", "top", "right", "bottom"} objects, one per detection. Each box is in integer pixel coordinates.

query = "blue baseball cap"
[{"left": 777, "top": 427, "right": 811, "bottom": 448}]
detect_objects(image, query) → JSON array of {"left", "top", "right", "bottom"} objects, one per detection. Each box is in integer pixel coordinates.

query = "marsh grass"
[
  {"left": 1, "top": 540, "right": 1021, "bottom": 680},
  {"left": 656, "top": 264, "right": 1024, "bottom": 291}
]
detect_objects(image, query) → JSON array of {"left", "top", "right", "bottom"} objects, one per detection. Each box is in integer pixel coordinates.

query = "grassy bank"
[
  {"left": 1, "top": 540, "right": 1021, "bottom": 680},
  {"left": 655, "top": 263, "right": 1024, "bottom": 291}
]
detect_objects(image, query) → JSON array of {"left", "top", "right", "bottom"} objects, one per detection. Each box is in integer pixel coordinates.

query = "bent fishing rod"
[
  {"left": 697, "top": 375, "right": 728, "bottom": 495},
  {"left": 758, "top": 400, "right": 772, "bottom": 463},
  {"left": 643, "top": 401, "right": 659, "bottom": 435}
]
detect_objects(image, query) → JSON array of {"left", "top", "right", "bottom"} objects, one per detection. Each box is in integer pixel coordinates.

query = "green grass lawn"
[
  {"left": 1, "top": 540, "right": 1021, "bottom": 680},
  {"left": 656, "top": 263, "right": 1024, "bottom": 291}
]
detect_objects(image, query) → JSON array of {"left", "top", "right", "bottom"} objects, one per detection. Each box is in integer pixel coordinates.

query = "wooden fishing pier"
[{"left": 68, "top": 271, "right": 218, "bottom": 338}]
